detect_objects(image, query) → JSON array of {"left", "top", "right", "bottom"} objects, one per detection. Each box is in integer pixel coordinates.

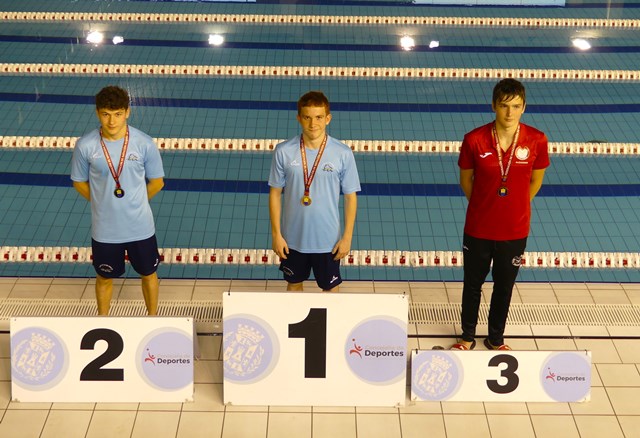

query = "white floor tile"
[
  {"left": 8, "top": 283, "right": 48, "bottom": 299},
  {"left": 575, "top": 339, "right": 622, "bottom": 363},
  {"left": 530, "top": 415, "right": 580, "bottom": 438},
  {"left": 45, "top": 284, "right": 85, "bottom": 299},
  {"left": 131, "top": 410, "right": 180, "bottom": 438},
  {"left": 51, "top": 402, "right": 96, "bottom": 410},
  {"left": 534, "top": 338, "right": 577, "bottom": 350},
  {"left": 40, "top": 409, "right": 92, "bottom": 438},
  {"left": 617, "top": 415, "right": 640, "bottom": 438},
  {"left": 443, "top": 414, "right": 491, "bottom": 438},
  {"left": 399, "top": 413, "right": 446, "bottom": 438},
  {"left": 312, "top": 413, "right": 356, "bottom": 438},
  {"left": 526, "top": 401, "right": 572, "bottom": 415},
  {"left": 605, "top": 387, "right": 640, "bottom": 415},
  {"left": 574, "top": 415, "right": 625, "bottom": 438},
  {"left": 0, "top": 381, "right": 10, "bottom": 410},
  {"left": 441, "top": 402, "right": 485, "bottom": 414},
  {"left": 569, "top": 386, "right": 614, "bottom": 415},
  {"left": 483, "top": 402, "right": 528, "bottom": 414},
  {"left": 530, "top": 325, "right": 572, "bottom": 337},
  {"left": 94, "top": 402, "right": 139, "bottom": 411},
  {"left": 486, "top": 414, "right": 536, "bottom": 438},
  {"left": 221, "top": 412, "right": 268, "bottom": 437},
  {"left": 0, "top": 409, "right": 49, "bottom": 438},
  {"left": 596, "top": 363, "right": 640, "bottom": 386},
  {"left": 85, "top": 410, "right": 136, "bottom": 438},
  {"left": 137, "top": 402, "right": 182, "bottom": 411},
  {"left": 266, "top": 412, "right": 311, "bottom": 438},
  {"left": 176, "top": 411, "right": 224, "bottom": 438},
  {"left": 613, "top": 339, "right": 640, "bottom": 363},
  {"left": 355, "top": 413, "right": 402, "bottom": 438}
]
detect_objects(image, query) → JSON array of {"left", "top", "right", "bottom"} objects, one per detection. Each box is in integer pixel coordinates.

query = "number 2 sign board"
[
  {"left": 223, "top": 292, "right": 408, "bottom": 407},
  {"left": 411, "top": 350, "right": 591, "bottom": 402},
  {"left": 10, "top": 317, "right": 194, "bottom": 403}
]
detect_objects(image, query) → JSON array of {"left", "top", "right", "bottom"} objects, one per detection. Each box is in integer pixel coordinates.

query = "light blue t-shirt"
[
  {"left": 268, "top": 135, "right": 361, "bottom": 253},
  {"left": 71, "top": 126, "right": 165, "bottom": 244}
]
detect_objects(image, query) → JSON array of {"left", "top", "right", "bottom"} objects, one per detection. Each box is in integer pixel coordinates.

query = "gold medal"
[
  {"left": 114, "top": 187, "right": 125, "bottom": 198},
  {"left": 498, "top": 186, "right": 508, "bottom": 197},
  {"left": 300, "top": 134, "right": 327, "bottom": 209}
]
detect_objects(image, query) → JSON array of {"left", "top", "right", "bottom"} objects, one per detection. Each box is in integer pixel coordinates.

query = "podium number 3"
[
  {"left": 486, "top": 354, "right": 519, "bottom": 394},
  {"left": 80, "top": 329, "right": 125, "bottom": 381}
]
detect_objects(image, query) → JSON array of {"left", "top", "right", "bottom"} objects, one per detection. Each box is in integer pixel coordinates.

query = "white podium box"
[
  {"left": 223, "top": 292, "right": 408, "bottom": 406},
  {"left": 11, "top": 317, "right": 194, "bottom": 403},
  {"left": 411, "top": 349, "right": 591, "bottom": 402}
]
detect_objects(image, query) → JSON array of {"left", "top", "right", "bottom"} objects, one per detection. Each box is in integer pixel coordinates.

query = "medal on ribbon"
[
  {"left": 99, "top": 127, "right": 129, "bottom": 199},
  {"left": 300, "top": 134, "right": 327, "bottom": 207},
  {"left": 493, "top": 123, "right": 520, "bottom": 198}
]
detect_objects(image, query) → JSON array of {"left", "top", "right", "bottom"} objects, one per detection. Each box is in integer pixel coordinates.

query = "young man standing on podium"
[
  {"left": 71, "top": 86, "right": 165, "bottom": 315},
  {"left": 451, "top": 79, "right": 550, "bottom": 351},
  {"left": 269, "top": 91, "right": 361, "bottom": 292}
]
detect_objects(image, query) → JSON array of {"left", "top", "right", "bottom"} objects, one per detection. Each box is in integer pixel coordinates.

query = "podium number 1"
[{"left": 288, "top": 308, "right": 327, "bottom": 378}]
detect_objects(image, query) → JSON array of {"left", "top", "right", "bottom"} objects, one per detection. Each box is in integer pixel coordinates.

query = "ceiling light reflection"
[
  {"left": 86, "top": 31, "right": 104, "bottom": 45},
  {"left": 400, "top": 35, "right": 415, "bottom": 51},
  {"left": 572, "top": 38, "right": 591, "bottom": 50},
  {"left": 208, "top": 34, "right": 224, "bottom": 46}
]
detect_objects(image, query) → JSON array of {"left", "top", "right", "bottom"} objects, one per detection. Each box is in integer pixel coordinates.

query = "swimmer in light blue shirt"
[{"left": 269, "top": 91, "right": 361, "bottom": 292}]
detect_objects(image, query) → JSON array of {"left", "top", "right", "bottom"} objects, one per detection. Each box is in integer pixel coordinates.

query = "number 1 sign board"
[
  {"left": 11, "top": 317, "right": 194, "bottom": 403},
  {"left": 223, "top": 292, "right": 408, "bottom": 407},
  {"left": 411, "top": 350, "right": 591, "bottom": 402}
]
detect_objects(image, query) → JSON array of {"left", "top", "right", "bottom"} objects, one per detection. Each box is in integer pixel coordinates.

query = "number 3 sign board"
[
  {"left": 223, "top": 292, "right": 408, "bottom": 407},
  {"left": 10, "top": 317, "right": 194, "bottom": 403},
  {"left": 411, "top": 350, "right": 591, "bottom": 402}
]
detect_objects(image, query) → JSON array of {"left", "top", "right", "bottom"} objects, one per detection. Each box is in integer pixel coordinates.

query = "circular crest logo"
[
  {"left": 11, "top": 327, "right": 69, "bottom": 390},
  {"left": 412, "top": 351, "right": 463, "bottom": 401},
  {"left": 515, "top": 146, "right": 530, "bottom": 160},
  {"left": 137, "top": 329, "right": 193, "bottom": 391},
  {"left": 541, "top": 352, "right": 591, "bottom": 402},
  {"left": 344, "top": 317, "right": 406, "bottom": 384},
  {"left": 223, "top": 315, "right": 279, "bottom": 384}
]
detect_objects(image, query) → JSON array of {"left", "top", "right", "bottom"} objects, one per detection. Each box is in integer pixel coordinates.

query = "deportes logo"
[
  {"left": 11, "top": 328, "right": 69, "bottom": 390},
  {"left": 541, "top": 352, "right": 591, "bottom": 402},
  {"left": 137, "top": 329, "right": 193, "bottom": 390},
  {"left": 223, "top": 316, "right": 279, "bottom": 384},
  {"left": 412, "top": 351, "right": 463, "bottom": 401},
  {"left": 344, "top": 317, "right": 406, "bottom": 384},
  {"left": 349, "top": 338, "right": 363, "bottom": 358}
]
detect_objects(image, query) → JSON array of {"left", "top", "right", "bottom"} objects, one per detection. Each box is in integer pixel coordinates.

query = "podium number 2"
[
  {"left": 288, "top": 308, "right": 327, "bottom": 378},
  {"left": 80, "top": 329, "right": 125, "bottom": 381}
]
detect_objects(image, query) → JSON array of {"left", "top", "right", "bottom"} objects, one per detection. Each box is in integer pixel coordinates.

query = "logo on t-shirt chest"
[{"left": 515, "top": 146, "right": 530, "bottom": 164}]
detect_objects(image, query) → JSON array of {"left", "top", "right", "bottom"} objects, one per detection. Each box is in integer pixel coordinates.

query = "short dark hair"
[
  {"left": 96, "top": 86, "right": 130, "bottom": 110},
  {"left": 492, "top": 79, "right": 526, "bottom": 106},
  {"left": 297, "top": 91, "right": 330, "bottom": 115}
]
